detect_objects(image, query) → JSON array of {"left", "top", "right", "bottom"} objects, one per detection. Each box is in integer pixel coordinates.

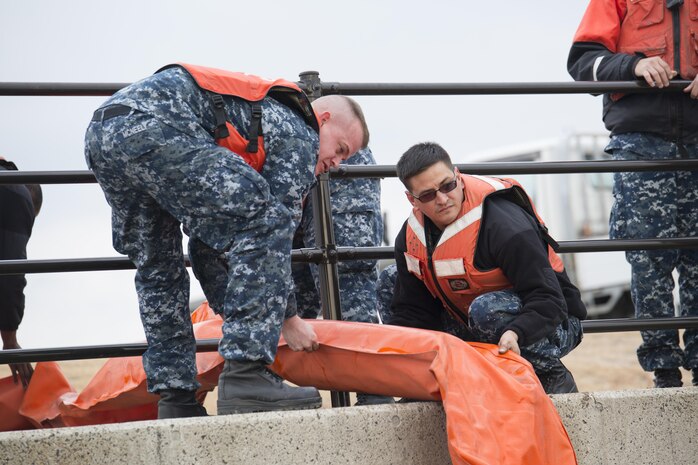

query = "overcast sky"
[{"left": 0, "top": 1, "right": 606, "bottom": 348}]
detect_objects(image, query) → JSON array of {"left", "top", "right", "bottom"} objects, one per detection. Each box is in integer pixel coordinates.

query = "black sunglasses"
[{"left": 411, "top": 173, "right": 459, "bottom": 202}]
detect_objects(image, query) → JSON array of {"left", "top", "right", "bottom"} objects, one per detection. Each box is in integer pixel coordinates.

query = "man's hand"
[
  {"left": 683, "top": 74, "right": 698, "bottom": 99},
  {"left": 2, "top": 334, "right": 33, "bottom": 389},
  {"left": 634, "top": 57, "right": 677, "bottom": 88},
  {"left": 498, "top": 330, "right": 520, "bottom": 355},
  {"left": 10, "top": 361, "right": 34, "bottom": 389},
  {"left": 281, "top": 315, "right": 320, "bottom": 352}
]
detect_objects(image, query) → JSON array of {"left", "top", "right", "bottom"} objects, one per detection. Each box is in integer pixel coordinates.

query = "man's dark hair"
[{"left": 396, "top": 142, "right": 454, "bottom": 189}]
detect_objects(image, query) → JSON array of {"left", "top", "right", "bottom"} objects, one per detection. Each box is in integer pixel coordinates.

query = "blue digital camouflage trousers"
[
  {"left": 292, "top": 148, "right": 383, "bottom": 323},
  {"left": 376, "top": 264, "right": 398, "bottom": 323},
  {"left": 607, "top": 133, "right": 698, "bottom": 371},
  {"left": 376, "top": 265, "right": 581, "bottom": 373},
  {"left": 85, "top": 107, "right": 314, "bottom": 392}
]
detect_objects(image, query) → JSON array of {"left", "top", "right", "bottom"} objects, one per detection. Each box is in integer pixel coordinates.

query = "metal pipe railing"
[
  {"left": 334, "top": 159, "right": 698, "bottom": 178},
  {"left": 319, "top": 80, "right": 693, "bottom": 96},
  {"left": 0, "top": 80, "right": 692, "bottom": 97},
  {"left": 3, "top": 76, "right": 697, "bottom": 398},
  {"left": 4, "top": 237, "right": 698, "bottom": 275},
  {"left": 1, "top": 316, "right": 697, "bottom": 364},
  {"left": 4, "top": 159, "right": 698, "bottom": 185}
]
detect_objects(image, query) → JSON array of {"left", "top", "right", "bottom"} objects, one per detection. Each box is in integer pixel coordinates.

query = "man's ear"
[
  {"left": 405, "top": 191, "right": 417, "bottom": 207},
  {"left": 317, "top": 111, "right": 330, "bottom": 126}
]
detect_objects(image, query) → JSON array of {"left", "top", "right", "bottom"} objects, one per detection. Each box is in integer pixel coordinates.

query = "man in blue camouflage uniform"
[
  {"left": 569, "top": 0, "right": 698, "bottom": 387},
  {"left": 84, "top": 65, "right": 369, "bottom": 418},
  {"left": 291, "top": 147, "right": 393, "bottom": 405},
  {"left": 606, "top": 136, "right": 698, "bottom": 387},
  {"left": 292, "top": 147, "right": 382, "bottom": 324}
]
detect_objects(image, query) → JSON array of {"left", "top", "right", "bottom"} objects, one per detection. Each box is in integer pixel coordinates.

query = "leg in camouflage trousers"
[
  {"left": 608, "top": 133, "right": 698, "bottom": 385},
  {"left": 86, "top": 111, "right": 295, "bottom": 392}
]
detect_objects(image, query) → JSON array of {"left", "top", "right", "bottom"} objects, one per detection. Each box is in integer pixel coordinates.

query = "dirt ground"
[{"left": 1, "top": 330, "right": 693, "bottom": 415}]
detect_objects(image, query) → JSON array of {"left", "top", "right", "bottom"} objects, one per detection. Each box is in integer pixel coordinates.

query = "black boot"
[
  {"left": 692, "top": 369, "right": 698, "bottom": 387},
  {"left": 217, "top": 360, "right": 322, "bottom": 415},
  {"left": 354, "top": 393, "right": 395, "bottom": 406},
  {"left": 158, "top": 389, "right": 208, "bottom": 419},
  {"left": 653, "top": 368, "right": 682, "bottom": 388},
  {"left": 537, "top": 362, "right": 579, "bottom": 394}
]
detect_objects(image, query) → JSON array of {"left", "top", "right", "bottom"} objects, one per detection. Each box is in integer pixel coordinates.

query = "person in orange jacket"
[
  {"left": 383, "top": 142, "right": 587, "bottom": 394},
  {"left": 568, "top": 0, "right": 698, "bottom": 388}
]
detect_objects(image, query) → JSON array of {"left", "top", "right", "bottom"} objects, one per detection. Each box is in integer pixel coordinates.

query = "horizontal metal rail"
[
  {"left": 2, "top": 237, "right": 698, "bottom": 276},
  {"left": 336, "top": 159, "right": 698, "bottom": 178},
  {"left": 0, "top": 170, "right": 96, "bottom": 184},
  {"left": 3, "top": 159, "right": 698, "bottom": 185},
  {"left": 0, "top": 83, "right": 128, "bottom": 96},
  {"left": 1, "top": 316, "right": 696, "bottom": 364},
  {"left": 0, "top": 250, "right": 325, "bottom": 275},
  {"left": 0, "top": 160, "right": 698, "bottom": 184},
  {"left": 320, "top": 80, "right": 692, "bottom": 96},
  {"left": 3, "top": 237, "right": 698, "bottom": 275},
  {"left": 0, "top": 80, "right": 691, "bottom": 97}
]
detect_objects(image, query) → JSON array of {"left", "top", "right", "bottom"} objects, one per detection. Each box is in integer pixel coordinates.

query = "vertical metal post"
[{"left": 299, "top": 70, "right": 351, "bottom": 408}]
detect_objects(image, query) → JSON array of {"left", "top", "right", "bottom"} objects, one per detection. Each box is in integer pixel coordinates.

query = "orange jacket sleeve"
[{"left": 573, "top": 0, "right": 627, "bottom": 52}]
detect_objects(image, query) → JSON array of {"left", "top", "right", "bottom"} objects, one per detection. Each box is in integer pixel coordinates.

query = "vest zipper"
[
  {"left": 672, "top": 6, "right": 681, "bottom": 76},
  {"left": 669, "top": 0, "right": 684, "bottom": 143}
]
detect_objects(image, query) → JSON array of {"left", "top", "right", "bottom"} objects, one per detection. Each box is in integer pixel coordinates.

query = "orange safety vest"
[
  {"left": 157, "top": 63, "right": 320, "bottom": 172},
  {"left": 404, "top": 174, "right": 564, "bottom": 324},
  {"left": 574, "top": 0, "right": 698, "bottom": 80}
]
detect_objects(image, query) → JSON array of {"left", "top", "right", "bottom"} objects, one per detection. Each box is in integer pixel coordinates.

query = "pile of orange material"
[{"left": 0, "top": 303, "right": 577, "bottom": 465}]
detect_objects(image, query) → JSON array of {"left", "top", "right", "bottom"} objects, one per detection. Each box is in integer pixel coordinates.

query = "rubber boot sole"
[
  {"left": 217, "top": 396, "right": 322, "bottom": 415},
  {"left": 158, "top": 404, "right": 208, "bottom": 419}
]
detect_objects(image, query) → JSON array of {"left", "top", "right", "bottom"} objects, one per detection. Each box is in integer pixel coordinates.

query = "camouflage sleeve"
[
  {"left": 260, "top": 101, "right": 320, "bottom": 320},
  {"left": 260, "top": 104, "right": 319, "bottom": 235}
]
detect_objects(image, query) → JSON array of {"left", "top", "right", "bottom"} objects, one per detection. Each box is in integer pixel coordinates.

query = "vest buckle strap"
[
  {"left": 210, "top": 93, "right": 230, "bottom": 139},
  {"left": 246, "top": 103, "right": 263, "bottom": 153}
]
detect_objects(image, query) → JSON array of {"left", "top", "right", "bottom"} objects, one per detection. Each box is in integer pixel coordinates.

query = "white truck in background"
[{"left": 467, "top": 133, "right": 633, "bottom": 318}]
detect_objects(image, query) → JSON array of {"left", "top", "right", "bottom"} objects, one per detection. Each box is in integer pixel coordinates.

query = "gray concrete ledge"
[
  {"left": 554, "top": 387, "right": 698, "bottom": 465},
  {"left": 1, "top": 388, "right": 697, "bottom": 465}
]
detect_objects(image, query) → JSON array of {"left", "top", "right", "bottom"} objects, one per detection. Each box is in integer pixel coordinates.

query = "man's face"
[
  {"left": 315, "top": 117, "right": 363, "bottom": 175},
  {"left": 406, "top": 162, "right": 464, "bottom": 230}
]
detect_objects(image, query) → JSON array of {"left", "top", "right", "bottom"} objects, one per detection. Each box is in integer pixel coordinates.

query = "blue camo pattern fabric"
[
  {"left": 292, "top": 147, "right": 383, "bottom": 323},
  {"left": 607, "top": 132, "right": 698, "bottom": 372},
  {"left": 468, "top": 290, "right": 582, "bottom": 373},
  {"left": 376, "top": 263, "right": 397, "bottom": 323},
  {"left": 377, "top": 265, "right": 581, "bottom": 373},
  {"left": 84, "top": 66, "right": 319, "bottom": 393}
]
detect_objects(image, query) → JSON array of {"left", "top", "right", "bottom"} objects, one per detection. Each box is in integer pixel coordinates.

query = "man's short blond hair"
[
  {"left": 343, "top": 96, "right": 369, "bottom": 148},
  {"left": 313, "top": 95, "right": 369, "bottom": 148}
]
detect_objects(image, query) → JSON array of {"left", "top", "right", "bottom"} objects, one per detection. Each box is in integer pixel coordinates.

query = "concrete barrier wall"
[
  {"left": 1, "top": 388, "right": 697, "bottom": 465},
  {"left": 554, "top": 387, "right": 698, "bottom": 465}
]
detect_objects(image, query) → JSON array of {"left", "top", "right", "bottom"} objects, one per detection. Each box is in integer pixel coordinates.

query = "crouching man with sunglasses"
[{"left": 387, "top": 142, "right": 587, "bottom": 394}]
